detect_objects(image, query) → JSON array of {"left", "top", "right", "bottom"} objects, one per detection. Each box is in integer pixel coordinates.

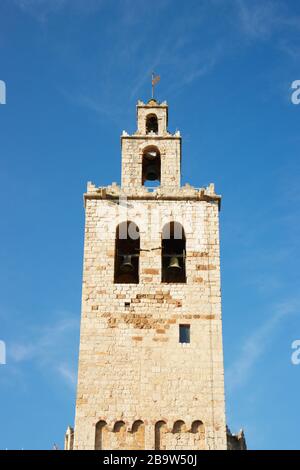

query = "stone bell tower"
[{"left": 70, "top": 96, "right": 227, "bottom": 450}]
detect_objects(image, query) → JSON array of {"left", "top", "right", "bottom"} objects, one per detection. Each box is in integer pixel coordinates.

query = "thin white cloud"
[
  {"left": 16, "top": 0, "right": 300, "bottom": 118},
  {"left": 233, "top": 0, "right": 300, "bottom": 40},
  {"left": 279, "top": 39, "right": 300, "bottom": 62},
  {"left": 13, "top": 0, "right": 106, "bottom": 21},
  {"left": 226, "top": 298, "right": 300, "bottom": 391},
  {"left": 234, "top": 0, "right": 281, "bottom": 39},
  {"left": 9, "top": 313, "right": 79, "bottom": 389},
  {"left": 182, "top": 45, "right": 223, "bottom": 85},
  {"left": 14, "top": 0, "right": 68, "bottom": 21},
  {"left": 72, "top": 7, "right": 227, "bottom": 112},
  {"left": 56, "top": 362, "right": 77, "bottom": 388}
]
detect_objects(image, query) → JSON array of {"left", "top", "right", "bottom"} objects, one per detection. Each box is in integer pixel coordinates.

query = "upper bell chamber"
[
  {"left": 135, "top": 99, "right": 170, "bottom": 136},
  {"left": 84, "top": 95, "right": 221, "bottom": 206},
  {"left": 120, "top": 99, "right": 182, "bottom": 190}
]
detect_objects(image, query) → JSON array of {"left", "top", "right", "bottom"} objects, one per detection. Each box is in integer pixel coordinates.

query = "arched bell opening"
[
  {"left": 142, "top": 146, "right": 161, "bottom": 186},
  {"left": 162, "top": 222, "right": 186, "bottom": 283},
  {"left": 114, "top": 221, "right": 140, "bottom": 284},
  {"left": 146, "top": 113, "right": 158, "bottom": 134}
]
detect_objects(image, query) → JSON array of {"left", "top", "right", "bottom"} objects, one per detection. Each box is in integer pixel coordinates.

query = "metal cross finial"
[{"left": 151, "top": 72, "right": 160, "bottom": 99}]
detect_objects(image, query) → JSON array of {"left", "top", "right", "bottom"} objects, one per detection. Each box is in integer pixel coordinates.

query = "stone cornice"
[
  {"left": 121, "top": 133, "right": 181, "bottom": 140},
  {"left": 83, "top": 183, "right": 221, "bottom": 210}
]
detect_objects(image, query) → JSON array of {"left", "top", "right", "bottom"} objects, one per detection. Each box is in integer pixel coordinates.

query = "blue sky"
[{"left": 0, "top": 0, "right": 300, "bottom": 450}]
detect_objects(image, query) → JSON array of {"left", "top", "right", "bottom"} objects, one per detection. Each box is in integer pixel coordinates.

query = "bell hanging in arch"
[
  {"left": 167, "top": 256, "right": 181, "bottom": 270},
  {"left": 145, "top": 164, "right": 159, "bottom": 181},
  {"left": 120, "top": 255, "right": 134, "bottom": 273}
]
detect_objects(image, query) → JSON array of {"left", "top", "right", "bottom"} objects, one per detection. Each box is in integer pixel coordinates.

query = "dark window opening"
[
  {"left": 162, "top": 222, "right": 186, "bottom": 283},
  {"left": 146, "top": 114, "right": 158, "bottom": 134},
  {"left": 179, "top": 324, "right": 190, "bottom": 343},
  {"left": 114, "top": 221, "right": 140, "bottom": 284},
  {"left": 142, "top": 146, "right": 161, "bottom": 186}
]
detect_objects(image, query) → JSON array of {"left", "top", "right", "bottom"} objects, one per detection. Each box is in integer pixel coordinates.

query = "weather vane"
[{"left": 151, "top": 72, "right": 160, "bottom": 99}]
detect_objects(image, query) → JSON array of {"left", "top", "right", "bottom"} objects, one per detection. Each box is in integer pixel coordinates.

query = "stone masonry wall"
[
  {"left": 73, "top": 197, "right": 227, "bottom": 450},
  {"left": 121, "top": 136, "right": 181, "bottom": 190},
  {"left": 121, "top": 100, "right": 181, "bottom": 190},
  {"left": 136, "top": 100, "right": 168, "bottom": 135}
]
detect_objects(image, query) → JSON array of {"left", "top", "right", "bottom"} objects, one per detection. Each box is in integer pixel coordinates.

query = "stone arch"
[
  {"left": 142, "top": 145, "right": 161, "bottom": 185},
  {"left": 131, "top": 420, "right": 145, "bottom": 450},
  {"left": 172, "top": 420, "right": 189, "bottom": 450},
  {"left": 112, "top": 420, "right": 127, "bottom": 450},
  {"left": 155, "top": 420, "right": 167, "bottom": 450},
  {"left": 162, "top": 222, "right": 186, "bottom": 283},
  {"left": 95, "top": 420, "right": 108, "bottom": 450},
  {"left": 113, "top": 420, "right": 126, "bottom": 432},
  {"left": 173, "top": 420, "right": 186, "bottom": 433},
  {"left": 146, "top": 113, "right": 158, "bottom": 134},
  {"left": 114, "top": 221, "right": 140, "bottom": 284},
  {"left": 191, "top": 420, "right": 205, "bottom": 450}
]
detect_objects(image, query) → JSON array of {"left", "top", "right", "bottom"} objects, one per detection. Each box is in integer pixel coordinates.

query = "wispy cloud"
[
  {"left": 233, "top": 0, "right": 300, "bottom": 41},
  {"left": 56, "top": 362, "right": 77, "bottom": 387},
  {"left": 16, "top": 0, "right": 300, "bottom": 118},
  {"left": 14, "top": 0, "right": 68, "bottom": 21},
  {"left": 9, "top": 312, "right": 79, "bottom": 389},
  {"left": 278, "top": 39, "right": 300, "bottom": 62},
  {"left": 226, "top": 298, "right": 300, "bottom": 390},
  {"left": 13, "top": 0, "right": 106, "bottom": 22},
  {"left": 234, "top": 0, "right": 282, "bottom": 39},
  {"left": 67, "top": 5, "right": 228, "bottom": 115},
  {"left": 60, "top": 1, "right": 300, "bottom": 117}
]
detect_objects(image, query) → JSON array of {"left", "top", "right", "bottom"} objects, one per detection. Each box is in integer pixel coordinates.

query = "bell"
[
  {"left": 167, "top": 256, "right": 181, "bottom": 270},
  {"left": 120, "top": 255, "right": 134, "bottom": 273},
  {"left": 145, "top": 150, "right": 157, "bottom": 160},
  {"left": 145, "top": 164, "right": 158, "bottom": 181}
]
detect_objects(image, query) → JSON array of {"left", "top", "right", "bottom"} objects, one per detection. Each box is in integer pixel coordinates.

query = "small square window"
[{"left": 179, "top": 324, "right": 190, "bottom": 343}]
